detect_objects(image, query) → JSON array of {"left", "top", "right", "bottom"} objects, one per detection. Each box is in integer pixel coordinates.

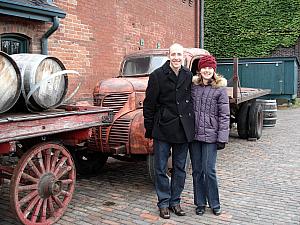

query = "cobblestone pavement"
[{"left": 1, "top": 107, "right": 300, "bottom": 225}]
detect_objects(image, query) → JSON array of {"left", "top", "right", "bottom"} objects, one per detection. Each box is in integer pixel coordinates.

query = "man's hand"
[{"left": 145, "top": 130, "right": 152, "bottom": 139}]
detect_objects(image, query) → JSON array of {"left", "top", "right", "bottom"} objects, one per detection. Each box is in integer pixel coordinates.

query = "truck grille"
[
  {"left": 102, "top": 93, "right": 130, "bottom": 114},
  {"left": 88, "top": 126, "right": 110, "bottom": 152},
  {"left": 109, "top": 118, "right": 131, "bottom": 147}
]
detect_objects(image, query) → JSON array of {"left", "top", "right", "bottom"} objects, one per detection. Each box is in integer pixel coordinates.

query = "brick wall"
[
  {"left": 0, "top": 15, "right": 47, "bottom": 53},
  {"left": 0, "top": 0, "right": 196, "bottom": 100},
  {"left": 271, "top": 39, "right": 300, "bottom": 98},
  {"left": 54, "top": 0, "right": 196, "bottom": 99}
]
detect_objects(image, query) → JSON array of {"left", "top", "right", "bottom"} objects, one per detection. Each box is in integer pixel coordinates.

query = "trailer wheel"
[
  {"left": 237, "top": 102, "right": 250, "bottom": 139},
  {"left": 147, "top": 150, "right": 190, "bottom": 184},
  {"left": 72, "top": 149, "right": 108, "bottom": 176},
  {"left": 10, "top": 142, "right": 76, "bottom": 225},
  {"left": 248, "top": 102, "right": 263, "bottom": 139}
]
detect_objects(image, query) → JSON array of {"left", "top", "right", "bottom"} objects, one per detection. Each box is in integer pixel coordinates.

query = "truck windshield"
[{"left": 122, "top": 56, "right": 168, "bottom": 76}]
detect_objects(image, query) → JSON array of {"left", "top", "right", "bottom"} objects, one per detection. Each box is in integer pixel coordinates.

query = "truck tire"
[
  {"left": 248, "top": 102, "right": 263, "bottom": 139},
  {"left": 147, "top": 150, "right": 191, "bottom": 184},
  {"left": 72, "top": 149, "right": 108, "bottom": 176},
  {"left": 237, "top": 102, "right": 250, "bottom": 139}
]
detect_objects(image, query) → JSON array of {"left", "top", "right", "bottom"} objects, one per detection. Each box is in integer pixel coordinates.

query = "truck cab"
[
  {"left": 88, "top": 48, "right": 269, "bottom": 178},
  {"left": 88, "top": 48, "right": 209, "bottom": 179},
  {"left": 91, "top": 48, "right": 209, "bottom": 155}
]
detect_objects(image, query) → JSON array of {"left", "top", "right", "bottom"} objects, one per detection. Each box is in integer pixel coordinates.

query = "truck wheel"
[
  {"left": 147, "top": 151, "right": 191, "bottom": 184},
  {"left": 237, "top": 102, "right": 250, "bottom": 139},
  {"left": 248, "top": 102, "right": 263, "bottom": 139},
  {"left": 72, "top": 149, "right": 108, "bottom": 176}
]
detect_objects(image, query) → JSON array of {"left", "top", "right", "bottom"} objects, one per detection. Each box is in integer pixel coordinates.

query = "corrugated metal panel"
[{"left": 217, "top": 57, "right": 299, "bottom": 100}]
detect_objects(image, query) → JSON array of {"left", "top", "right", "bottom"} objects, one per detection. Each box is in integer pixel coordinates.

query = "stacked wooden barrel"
[
  {"left": 0, "top": 51, "right": 21, "bottom": 113},
  {"left": 0, "top": 52, "right": 68, "bottom": 112}
]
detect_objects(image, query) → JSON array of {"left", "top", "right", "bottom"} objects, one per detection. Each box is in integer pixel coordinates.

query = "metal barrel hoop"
[{"left": 25, "top": 70, "right": 81, "bottom": 110}]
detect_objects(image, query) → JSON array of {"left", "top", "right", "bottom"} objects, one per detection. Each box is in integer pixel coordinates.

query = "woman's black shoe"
[
  {"left": 212, "top": 207, "right": 222, "bottom": 216},
  {"left": 195, "top": 206, "right": 206, "bottom": 215}
]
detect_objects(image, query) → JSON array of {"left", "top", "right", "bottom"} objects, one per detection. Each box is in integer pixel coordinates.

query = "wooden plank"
[
  {"left": 0, "top": 106, "right": 113, "bottom": 143},
  {"left": 227, "top": 87, "right": 271, "bottom": 104}
]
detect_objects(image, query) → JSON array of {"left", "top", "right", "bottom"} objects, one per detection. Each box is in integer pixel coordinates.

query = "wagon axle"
[{"left": 39, "top": 174, "right": 62, "bottom": 198}]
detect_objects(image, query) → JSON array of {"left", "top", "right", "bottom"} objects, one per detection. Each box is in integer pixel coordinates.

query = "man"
[{"left": 143, "top": 43, "right": 195, "bottom": 219}]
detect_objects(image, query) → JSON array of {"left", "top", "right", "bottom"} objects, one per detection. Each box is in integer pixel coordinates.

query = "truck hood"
[{"left": 94, "top": 77, "right": 149, "bottom": 93}]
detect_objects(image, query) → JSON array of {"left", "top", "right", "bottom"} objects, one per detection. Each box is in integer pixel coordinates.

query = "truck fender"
[{"left": 126, "top": 109, "right": 153, "bottom": 154}]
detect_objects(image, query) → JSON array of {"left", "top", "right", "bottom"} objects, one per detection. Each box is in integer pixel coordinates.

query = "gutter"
[
  {"left": 0, "top": 0, "right": 66, "bottom": 19},
  {"left": 41, "top": 16, "right": 59, "bottom": 55}
]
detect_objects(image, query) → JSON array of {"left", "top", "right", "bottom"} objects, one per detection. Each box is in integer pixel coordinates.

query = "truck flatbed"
[
  {"left": 0, "top": 105, "right": 113, "bottom": 147},
  {"left": 227, "top": 87, "right": 271, "bottom": 104}
]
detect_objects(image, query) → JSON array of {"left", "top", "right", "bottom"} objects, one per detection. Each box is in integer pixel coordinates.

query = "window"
[
  {"left": 1, "top": 34, "right": 29, "bottom": 55},
  {"left": 122, "top": 56, "right": 168, "bottom": 76}
]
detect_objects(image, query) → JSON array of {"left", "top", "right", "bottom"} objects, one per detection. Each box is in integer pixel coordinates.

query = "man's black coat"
[{"left": 143, "top": 61, "right": 195, "bottom": 143}]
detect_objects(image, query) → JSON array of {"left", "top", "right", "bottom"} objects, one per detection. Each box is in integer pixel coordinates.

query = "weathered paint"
[
  {"left": 10, "top": 142, "right": 75, "bottom": 225},
  {"left": 0, "top": 51, "right": 21, "bottom": 113},
  {"left": 93, "top": 48, "right": 270, "bottom": 155}
]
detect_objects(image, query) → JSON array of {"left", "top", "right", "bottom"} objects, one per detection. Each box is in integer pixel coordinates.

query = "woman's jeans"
[
  {"left": 153, "top": 139, "right": 188, "bottom": 209},
  {"left": 189, "top": 141, "right": 220, "bottom": 209}
]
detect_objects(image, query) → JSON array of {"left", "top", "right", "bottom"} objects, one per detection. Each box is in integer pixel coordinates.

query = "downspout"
[
  {"left": 199, "top": 0, "right": 204, "bottom": 48},
  {"left": 195, "top": 0, "right": 200, "bottom": 48},
  {"left": 41, "top": 16, "right": 59, "bottom": 55}
]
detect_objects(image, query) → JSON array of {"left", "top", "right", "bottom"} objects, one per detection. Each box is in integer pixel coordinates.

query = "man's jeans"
[
  {"left": 153, "top": 139, "right": 188, "bottom": 208},
  {"left": 189, "top": 141, "right": 220, "bottom": 209}
]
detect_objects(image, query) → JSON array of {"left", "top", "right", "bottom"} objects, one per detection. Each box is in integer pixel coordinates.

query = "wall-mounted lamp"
[{"left": 139, "top": 39, "right": 144, "bottom": 46}]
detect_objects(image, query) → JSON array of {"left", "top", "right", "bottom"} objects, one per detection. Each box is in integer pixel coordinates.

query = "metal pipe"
[
  {"left": 199, "top": 0, "right": 204, "bottom": 48},
  {"left": 195, "top": 0, "right": 200, "bottom": 48},
  {"left": 41, "top": 16, "right": 59, "bottom": 55}
]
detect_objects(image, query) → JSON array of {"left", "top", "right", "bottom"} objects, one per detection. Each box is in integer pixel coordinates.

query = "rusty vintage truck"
[{"left": 79, "top": 48, "right": 270, "bottom": 180}]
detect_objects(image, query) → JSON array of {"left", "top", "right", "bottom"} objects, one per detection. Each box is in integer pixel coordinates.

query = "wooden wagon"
[{"left": 0, "top": 105, "right": 113, "bottom": 225}]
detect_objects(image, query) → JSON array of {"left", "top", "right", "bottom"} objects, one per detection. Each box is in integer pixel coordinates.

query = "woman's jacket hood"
[{"left": 192, "top": 74, "right": 227, "bottom": 88}]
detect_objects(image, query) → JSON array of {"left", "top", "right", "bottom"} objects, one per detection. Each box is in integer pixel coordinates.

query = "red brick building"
[{"left": 0, "top": 0, "right": 200, "bottom": 100}]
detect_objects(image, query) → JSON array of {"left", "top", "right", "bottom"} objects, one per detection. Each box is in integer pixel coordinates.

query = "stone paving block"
[{"left": 1, "top": 108, "right": 300, "bottom": 225}]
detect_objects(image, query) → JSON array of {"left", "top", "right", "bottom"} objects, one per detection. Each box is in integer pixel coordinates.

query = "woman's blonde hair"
[{"left": 192, "top": 72, "right": 227, "bottom": 88}]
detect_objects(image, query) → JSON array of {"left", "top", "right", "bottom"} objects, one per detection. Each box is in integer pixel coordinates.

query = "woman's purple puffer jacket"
[{"left": 191, "top": 75, "right": 230, "bottom": 143}]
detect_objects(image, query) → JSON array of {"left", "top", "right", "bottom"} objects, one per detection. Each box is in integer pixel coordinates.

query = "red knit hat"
[{"left": 198, "top": 55, "right": 217, "bottom": 71}]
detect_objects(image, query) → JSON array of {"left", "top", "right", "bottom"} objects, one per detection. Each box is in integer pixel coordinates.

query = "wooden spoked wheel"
[{"left": 10, "top": 142, "right": 76, "bottom": 225}]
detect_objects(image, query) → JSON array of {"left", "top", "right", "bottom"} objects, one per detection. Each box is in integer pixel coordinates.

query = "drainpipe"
[
  {"left": 195, "top": 0, "right": 200, "bottom": 48},
  {"left": 199, "top": 0, "right": 204, "bottom": 48},
  {"left": 41, "top": 16, "right": 59, "bottom": 55}
]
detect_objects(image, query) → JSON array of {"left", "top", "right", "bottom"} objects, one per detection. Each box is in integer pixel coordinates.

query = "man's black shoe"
[
  {"left": 212, "top": 207, "right": 222, "bottom": 216},
  {"left": 169, "top": 204, "right": 186, "bottom": 216},
  {"left": 195, "top": 206, "right": 206, "bottom": 216},
  {"left": 159, "top": 207, "right": 170, "bottom": 219}
]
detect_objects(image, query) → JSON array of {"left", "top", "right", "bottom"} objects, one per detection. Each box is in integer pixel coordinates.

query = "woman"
[{"left": 189, "top": 55, "right": 230, "bottom": 216}]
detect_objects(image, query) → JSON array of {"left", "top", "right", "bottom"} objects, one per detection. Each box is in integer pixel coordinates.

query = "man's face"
[{"left": 169, "top": 45, "right": 184, "bottom": 70}]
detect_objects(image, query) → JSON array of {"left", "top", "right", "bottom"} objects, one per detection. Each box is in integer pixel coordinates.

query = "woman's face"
[{"left": 200, "top": 67, "right": 214, "bottom": 80}]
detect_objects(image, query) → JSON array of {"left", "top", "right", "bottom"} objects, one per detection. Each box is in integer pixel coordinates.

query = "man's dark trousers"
[{"left": 153, "top": 139, "right": 188, "bottom": 208}]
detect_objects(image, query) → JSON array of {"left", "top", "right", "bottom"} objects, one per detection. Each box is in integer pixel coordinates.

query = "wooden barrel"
[
  {"left": 0, "top": 51, "right": 21, "bottom": 113},
  {"left": 10, "top": 54, "right": 68, "bottom": 111},
  {"left": 256, "top": 99, "right": 277, "bottom": 127}
]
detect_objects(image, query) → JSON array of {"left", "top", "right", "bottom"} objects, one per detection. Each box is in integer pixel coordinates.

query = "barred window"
[{"left": 0, "top": 34, "right": 29, "bottom": 55}]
